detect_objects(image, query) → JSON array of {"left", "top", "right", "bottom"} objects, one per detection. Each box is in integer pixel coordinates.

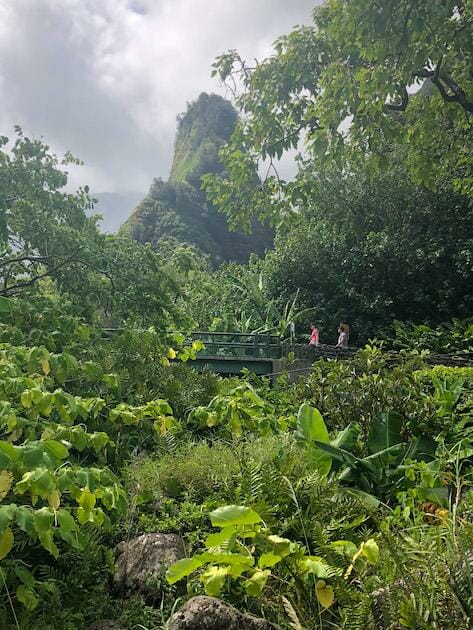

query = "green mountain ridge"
[{"left": 121, "top": 93, "right": 274, "bottom": 263}]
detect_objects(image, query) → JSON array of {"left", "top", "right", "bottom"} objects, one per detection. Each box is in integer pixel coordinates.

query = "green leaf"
[
  {"left": 15, "top": 566, "right": 36, "bottom": 588},
  {"left": 43, "top": 440, "right": 68, "bottom": 460},
  {"left": 200, "top": 566, "right": 229, "bottom": 596},
  {"left": 34, "top": 506, "right": 54, "bottom": 534},
  {"left": 243, "top": 569, "right": 270, "bottom": 596},
  {"left": 331, "top": 423, "right": 360, "bottom": 450},
  {"left": 166, "top": 556, "right": 205, "bottom": 584},
  {"left": 258, "top": 552, "right": 282, "bottom": 568},
  {"left": 57, "top": 508, "right": 77, "bottom": 532},
  {"left": 15, "top": 506, "right": 35, "bottom": 537},
  {"left": 38, "top": 530, "right": 59, "bottom": 558},
  {"left": 302, "top": 556, "right": 333, "bottom": 578},
  {"left": 313, "top": 441, "right": 358, "bottom": 467},
  {"left": 296, "top": 403, "right": 329, "bottom": 444},
  {"left": 209, "top": 505, "right": 262, "bottom": 528},
  {"left": 0, "top": 504, "right": 17, "bottom": 533},
  {"left": 0, "top": 527, "right": 14, "bottom": 559},
  {"left": 267, "top": 535, "right": 293, "bottom": 557},
  {"left": 315, "top": 579, "right": 335, "bottom": 608},
  {"left": 343, "top": 488, "right": 380, "bottom": 510},
  {"left": 0, "top": 441, "right": 19, "bottom": 467},
  {"left": 367, "top": 412, "right": 403, "bottom": 454},
  {"left": 205, "top": 526, "right": 236, "bottom": 548},
  {"left": 361, "top": 539, "right": 379, "bottom": 564},
  {"left": 16, "top": 585, "right": 39, "bottom": 610}
]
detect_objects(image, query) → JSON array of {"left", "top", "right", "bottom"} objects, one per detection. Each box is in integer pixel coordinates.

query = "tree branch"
[
  {"left": 0, "top": 247, "right": 84, "bottom": 296},
  {"left": 416, "top": 60, "right": 473, "bottom": 114}
]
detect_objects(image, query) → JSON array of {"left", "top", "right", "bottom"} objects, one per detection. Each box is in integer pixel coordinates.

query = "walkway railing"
[{"left": 187, "top": 331, "right": 282, "bottom": 359}]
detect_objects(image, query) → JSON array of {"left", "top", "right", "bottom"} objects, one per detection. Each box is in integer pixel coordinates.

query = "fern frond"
[{"left": 281, "top": 595, "right": 304, "bottom": 630}]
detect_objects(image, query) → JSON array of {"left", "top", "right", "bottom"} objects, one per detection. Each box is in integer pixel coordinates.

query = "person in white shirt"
[{"left": 336, "top": 324, "right": 349, "bottom": 348}]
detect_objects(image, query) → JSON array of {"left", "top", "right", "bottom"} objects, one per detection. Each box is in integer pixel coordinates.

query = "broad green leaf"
[
  {"left": 0, "top": 441, "right": 19, "bottom": 467},
  {"left": 78, "top": 489, "right": 96, "bottom": 511},
  {"left": 16, "top": 585, "right": 39, "bottom": 610},
  {"left": 44, "top": 440, "right": 68, "bottom": 460},
  {"left": 331, "top": 423, "right": 360, "bottom": 450},
  {"left": 0, "top": 504, "right": 17, "bottom": 533},
  {"left": 0, "top": 527, "right": 14, "bottom": 559},
  {"left": 199, "top": 552, "right": 254, "bottom": 567},
  {"left": 205, "top": 526, "right": 236, "bottom": 548},
  {"left": 267, "top": 535, "right": 293, "bottom": 557},
  {"left": 296, "top": 403, "right": 329, "bottom": 444},
  {"left": 361, "top": 539, "right": 379, "bottom": 564},
  {"left": 200, "top": 566, "right": 229, "bottom": 596},
  {"left": 313, "top": 441, "right": 357, "bottom": 468},
  {"left": 57, "top": 509, "right": 77, "bottom": 532},
  {"left": 342, "top": 488, "right": 380, "bottom": 510},
  {"left": 15, "top": 566, "right": 36, "bottom": 588},
  {"left": 47, "top": 490, "right": 61, "bottom": 510},
  {"left": 34, "top": 506, "right": 54, "bottom": 534},
  {"left": 38, "top": 530, "right": 59, "bottom": 558},
  {"left": 15, "top": 506, "right": 35, "bottom": 537},
  {"left": 367, "top": 412, "right": 403, "bottom": 454},
  {"left": 302, "top": 557, "right": 334, "bottom": 578},
  {"left": 166, "top": 556, "right": 205, "bottom": 584},
  {"left": 210, "top": 505, "right": 262, "bottom": 528},
  {"left": 258, "top": 552, "right": 282, "bottom": 568},
  {"left": 243, "top": 569, "right": 270, "bottom": 596}
]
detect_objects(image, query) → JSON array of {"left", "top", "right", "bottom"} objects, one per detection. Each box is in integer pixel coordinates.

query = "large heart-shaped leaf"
[{"left": 209, "top": 505, "right": 261, "bottom": 528}]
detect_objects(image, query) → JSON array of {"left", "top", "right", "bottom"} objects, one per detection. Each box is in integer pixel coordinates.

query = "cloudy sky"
[{"left": 0, "top": 0, "right": 317, "bottom": 194}]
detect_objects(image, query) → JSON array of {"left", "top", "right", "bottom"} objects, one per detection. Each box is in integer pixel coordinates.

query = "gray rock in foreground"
[
  {"left": 114, "top": 533, "right": 185, "bottom": 597},
  {"left": 170, "top": 596, "right": 277, "bottom": 629}
]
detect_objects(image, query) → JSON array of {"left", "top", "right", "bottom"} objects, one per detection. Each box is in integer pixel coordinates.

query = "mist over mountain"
[
  {"left": 90, "top": 192, "right": 144, "bottom": 233},
  {"left": 121, "top": 93, "right": 274, "bottom": 263}
]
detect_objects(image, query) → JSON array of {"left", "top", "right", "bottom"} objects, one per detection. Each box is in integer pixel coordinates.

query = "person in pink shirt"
[{"left": 309, "top": 324, "right": 319, "bottom": 346}]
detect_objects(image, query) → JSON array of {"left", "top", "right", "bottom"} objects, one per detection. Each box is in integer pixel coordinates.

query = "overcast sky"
[{"left": 0, "top": 0, "right": 317, "bottom": 193}]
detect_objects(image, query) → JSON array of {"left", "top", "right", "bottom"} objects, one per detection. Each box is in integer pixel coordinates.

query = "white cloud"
[{"left": 0, "top": 0, "right": 317, "bottom": 192}]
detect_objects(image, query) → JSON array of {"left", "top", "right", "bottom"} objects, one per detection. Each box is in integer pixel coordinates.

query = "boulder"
[
  {"left": 169, "top": 596, "right": 276, "bottom": 630},
  {"left": 114, "top": 533, "right": 185, "bottom": 597}
]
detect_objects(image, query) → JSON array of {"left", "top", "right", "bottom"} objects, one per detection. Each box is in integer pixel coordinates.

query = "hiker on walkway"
[
  {"left": 309, "top": 324, "right": 320, "bottom": 347},
  {"left": 336, "top": 323, "right": 349, "bottom": 349}
]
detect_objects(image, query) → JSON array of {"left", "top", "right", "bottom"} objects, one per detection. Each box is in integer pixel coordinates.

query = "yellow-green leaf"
[
  {"left": 200, "top": 566, "right": 229, "bottom": 596},
  {"left": 41, "top": 359, "right": 50, "bottom": 375},
  {"left": 0, "top": 527, "right": 14, "bottom": 560},
  {"left": 315, "top": 580, "right": 335, "bottom": 608},
  {"left": 361, "top": 539, "right": 379, "bottom": 564},
  {"left": 47, "top": 490, "right": 61, "bottom": 510},
  {"left": 0, "top": 470, "right": 13, "bottom": 501}
]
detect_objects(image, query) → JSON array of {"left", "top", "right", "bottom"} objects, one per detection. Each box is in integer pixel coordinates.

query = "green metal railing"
[
  {"left": 100, "top": 328, "right": 282, "bottom": 360},
  {"left": 187, "top": 331, "right": 282, "bottom": 359}
]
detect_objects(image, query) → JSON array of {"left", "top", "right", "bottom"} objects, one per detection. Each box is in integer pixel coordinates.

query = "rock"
[
  {"left": 169, "top": 596, "right": 276, "bottom": 630},
  {"left": 113, "top": 533, "right": 185, "bottom": 597},
  {"left": 88, "top": 622, "right": 127, "bottom": 630}
]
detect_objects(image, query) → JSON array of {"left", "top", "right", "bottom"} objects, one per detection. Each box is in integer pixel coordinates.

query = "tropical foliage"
[{"left": 2, "top": 3, "right": 473, "bottom": 629}]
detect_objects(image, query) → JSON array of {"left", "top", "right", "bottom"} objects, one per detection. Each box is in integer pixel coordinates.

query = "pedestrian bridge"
[{"left": 186, "top": 332, "right": 354, "bottom": 377}]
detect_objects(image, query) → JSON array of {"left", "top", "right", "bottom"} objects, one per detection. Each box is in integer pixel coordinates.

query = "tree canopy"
[
  {"left": 0, "top": 129, "right": 180, "bottom": 328},
  {"left": 204, "top": 0, "right": 473, "bottom": 228}
]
